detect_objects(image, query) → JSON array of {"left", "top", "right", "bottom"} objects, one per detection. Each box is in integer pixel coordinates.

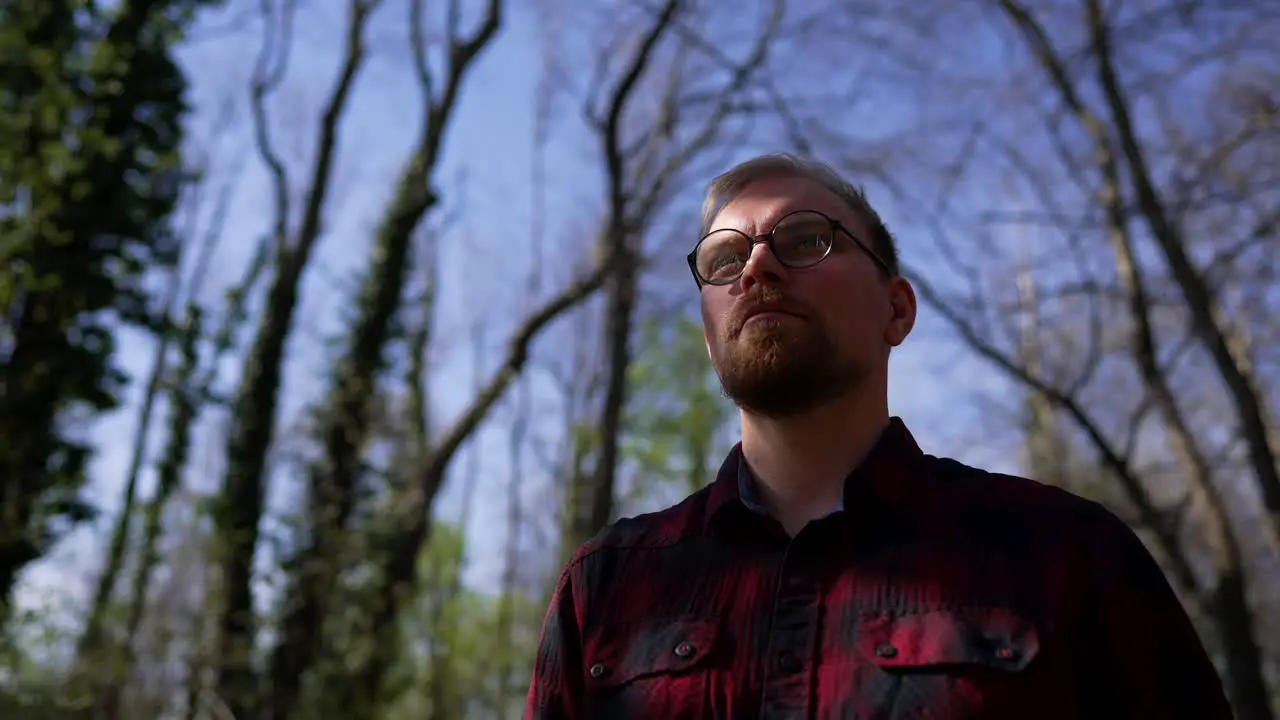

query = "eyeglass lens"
[{"left": 694, "top": 211, "right": 833, "bottom": 285}]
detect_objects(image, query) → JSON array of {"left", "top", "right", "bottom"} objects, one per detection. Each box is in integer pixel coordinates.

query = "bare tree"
[
  {"left": 998, "top": 0, "right": 1280, "bottom": 553},
  {"left": 115, "top": 486, "right": 218, "bottom": 720},
  {"left": 992, "top": 4, "right": 1276, "bottom": 716},
  {"left": 295, "top": 2, "right": 795, "bottom": 710},
  {"left": 423, "top": 322, "right": 485, "bottom": 718},
  {"left": 263, "top": 1, "right": 502, "bottom": 717},
  {"left": 802, "top": 0, "right": 1278, "bottom": 715},
  {"left": 559, "top": 0, "right": 786, "bottom": 555},
  {"left": 489, "top": 46, "right": 557, "bottom": 712},
  {"left": 101, "top": 237, "right": 273, "bottom": 720},
  {"left": 74, "top": 112, "right": 244, "bottom": 714},
  {"left": 211, "top": 0, "right": 382, "bottom": 715},
  {"left": 316, "top": 240, "right": 617, "bottom": 715}
]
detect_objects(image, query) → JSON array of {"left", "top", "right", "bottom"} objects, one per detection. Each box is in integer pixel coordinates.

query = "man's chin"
[
  {"left": 736, "top": 318, "right": 802, "bottom": 340},
  {"left": 720, "top": 366, "right": 826, "bottom": 418},
  {"left": 733, "top": 329, "right": 805, "bottom": 360}
]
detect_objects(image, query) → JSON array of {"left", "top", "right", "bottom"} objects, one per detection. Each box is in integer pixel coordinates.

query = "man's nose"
[{"left": 739, "top": 240, "right": 788, "bottom": 293}]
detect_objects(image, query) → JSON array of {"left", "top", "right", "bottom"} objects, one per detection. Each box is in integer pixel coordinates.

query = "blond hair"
[{"left": 700, "top": 153, "right": 899, "bottom": 276}]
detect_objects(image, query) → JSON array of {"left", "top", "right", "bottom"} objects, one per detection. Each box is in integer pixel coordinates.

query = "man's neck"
[{"left": 739, "top": 384, "right": 889, "bottom": 534}]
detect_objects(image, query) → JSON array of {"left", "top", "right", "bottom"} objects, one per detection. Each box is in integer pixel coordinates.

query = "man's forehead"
[{"left": 710, "top": 175, "right": 851, "bottom": 233}]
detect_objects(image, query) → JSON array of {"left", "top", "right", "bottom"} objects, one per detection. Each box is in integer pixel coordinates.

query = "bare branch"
[
  {"left": 249, "top": 0, "right": 298, "bottom": 257},
  {"left": 1082, "top": 0, "right": 1280, "bottom": 552},
  {"left": 343, "top": 252, "right": 617, "bottom": 714},
  {"left": 632, "top": 0, "right": 786, "bottom": 223},
  {"left": 598, "top": 0, "right": 682, "bottom": 215},
  {"left": 429, "top": 257, "right": 613, "bottom": 500},
  {"left": 291, "top": 0, "right": 383, "bottom": 264},
  {"left": 1080, "top": 3, "right": 1274, "bottom": 710},
  {"left": 408, "top": 0, "right": 433, "bottom": 99},
  {"left": 909, "top": 267, "right": 1201, "bottom": 595},
  {"left": 270, "top": 1, "right": 503, "bottom": 715},
  {"left": 213, "top": 0, "right": 383, "bottom": 716}
]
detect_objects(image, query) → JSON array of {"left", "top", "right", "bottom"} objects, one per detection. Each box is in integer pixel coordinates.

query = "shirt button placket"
[{"left": 759, "top": 542, "right": 822, "bottom": 719}]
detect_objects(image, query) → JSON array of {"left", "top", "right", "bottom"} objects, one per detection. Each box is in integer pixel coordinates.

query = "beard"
[{"left": 715, "top": 310, "right": 862, "bottom": 419}]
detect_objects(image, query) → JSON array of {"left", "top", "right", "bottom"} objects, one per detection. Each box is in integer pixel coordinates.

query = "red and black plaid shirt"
[{"left": 525, "top": 418, "right": 1231, "bottom": 719}]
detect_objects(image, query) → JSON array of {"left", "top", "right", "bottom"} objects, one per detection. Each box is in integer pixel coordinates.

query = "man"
[{"left": 524, "top": 154, "right": 1232, "bottom": 719}]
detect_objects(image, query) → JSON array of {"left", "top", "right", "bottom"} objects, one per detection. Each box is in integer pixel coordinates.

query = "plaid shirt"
[{"left": 525, "top": 418, "right": 1231, "bottom": 719}]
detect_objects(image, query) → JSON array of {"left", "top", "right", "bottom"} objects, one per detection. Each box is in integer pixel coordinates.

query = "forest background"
[{"left": 1, "top": 0, "right": 1277, "bottom": 718}]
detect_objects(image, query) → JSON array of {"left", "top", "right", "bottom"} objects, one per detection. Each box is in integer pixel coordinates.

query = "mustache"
[{"left": 732, "top": 289, "right": 810, "bottom": 331}]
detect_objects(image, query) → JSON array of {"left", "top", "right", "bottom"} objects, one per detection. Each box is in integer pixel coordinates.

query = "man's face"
[{"left": 698, "top": 175, "right": 913, "bottom": 418}]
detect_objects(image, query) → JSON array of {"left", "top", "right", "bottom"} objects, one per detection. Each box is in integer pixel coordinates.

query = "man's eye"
[{"left": 784, "top": 231, "right": 828, "bottom": 251}]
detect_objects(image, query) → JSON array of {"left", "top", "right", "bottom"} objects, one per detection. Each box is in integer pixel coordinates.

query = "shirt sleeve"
[
  {"left": 1079, "top": 504, "right": 1233, "bottom": 719},
  {"left": 524, "top": 560, "right": 586, "bottom": 720}
]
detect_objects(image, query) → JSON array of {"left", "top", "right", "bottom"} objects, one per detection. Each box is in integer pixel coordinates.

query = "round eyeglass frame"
[{"left": 686, "top": 209, "right": 890, "bottom": 288}]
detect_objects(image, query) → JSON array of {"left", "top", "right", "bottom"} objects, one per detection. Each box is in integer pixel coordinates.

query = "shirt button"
[
  {"left": 777, "top": 652, "right": 802, "bottom": 673},
  {"left": 875, "top": 642, "right": 898, "bottom": 659},
  {"left": 674, "top": 642, "right": 695, "bottom": 658},
  {"left": 588, "top": 662, "right": 608, "bottom": 678}
]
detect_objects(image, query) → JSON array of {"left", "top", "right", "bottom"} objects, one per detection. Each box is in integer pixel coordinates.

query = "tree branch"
[
  {"left": 1084, "top": 0, "right": 1280, "bottom": 550},
  {"left": 909, "top": 266, "right": 1201, "bottom": 595}
]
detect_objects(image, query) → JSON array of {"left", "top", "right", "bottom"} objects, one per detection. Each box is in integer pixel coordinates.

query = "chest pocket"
[
  {"left": 857, "top": 607, "right": 1042, "bottom": 719},
  {"left": 583, "top": 616, "right": 722, "bottom": 719}
]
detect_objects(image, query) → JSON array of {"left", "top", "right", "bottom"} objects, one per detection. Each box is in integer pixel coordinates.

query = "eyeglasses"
[{"left": 686, "top": 209, "right": 890, "bottom": 288}]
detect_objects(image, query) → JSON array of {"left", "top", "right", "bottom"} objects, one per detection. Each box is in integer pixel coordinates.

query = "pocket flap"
[
  {"left": 858, "top": 607, "right": 1040, "bottom": 672},
  {"left": 584, "top": 616, "right": 720, "bottom": 688}
]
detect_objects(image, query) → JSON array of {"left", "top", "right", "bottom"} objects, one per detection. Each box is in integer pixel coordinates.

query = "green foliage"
[
  {"left": 0, "top": 0, "right": 213, "bottom": 613},
  {"left": 620, "top": 313, "right": 732, "bottom": 506},
  {"left": 380, "top": 523, "right": 543, "bottom": 720},
  {"left": 0, "top": 585, "right": 92, "bottom": 715}
]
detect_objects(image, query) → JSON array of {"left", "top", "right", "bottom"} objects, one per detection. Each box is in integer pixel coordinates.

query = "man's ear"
[{"left": 884, "top": 277, "right": 917, "bottom": 347}]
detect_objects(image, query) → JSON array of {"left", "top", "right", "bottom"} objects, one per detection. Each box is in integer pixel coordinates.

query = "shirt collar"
[
  {"left": 707, "top": 416, "right": 927, "bottom": 528},
  {"left": 736, "top": 443, "right": 846, "bottom": 517}
]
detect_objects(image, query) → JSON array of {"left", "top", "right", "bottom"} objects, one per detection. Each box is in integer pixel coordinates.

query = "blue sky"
[{"left": 16, "top": 0, "right": 1021, "bottom": 623}]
